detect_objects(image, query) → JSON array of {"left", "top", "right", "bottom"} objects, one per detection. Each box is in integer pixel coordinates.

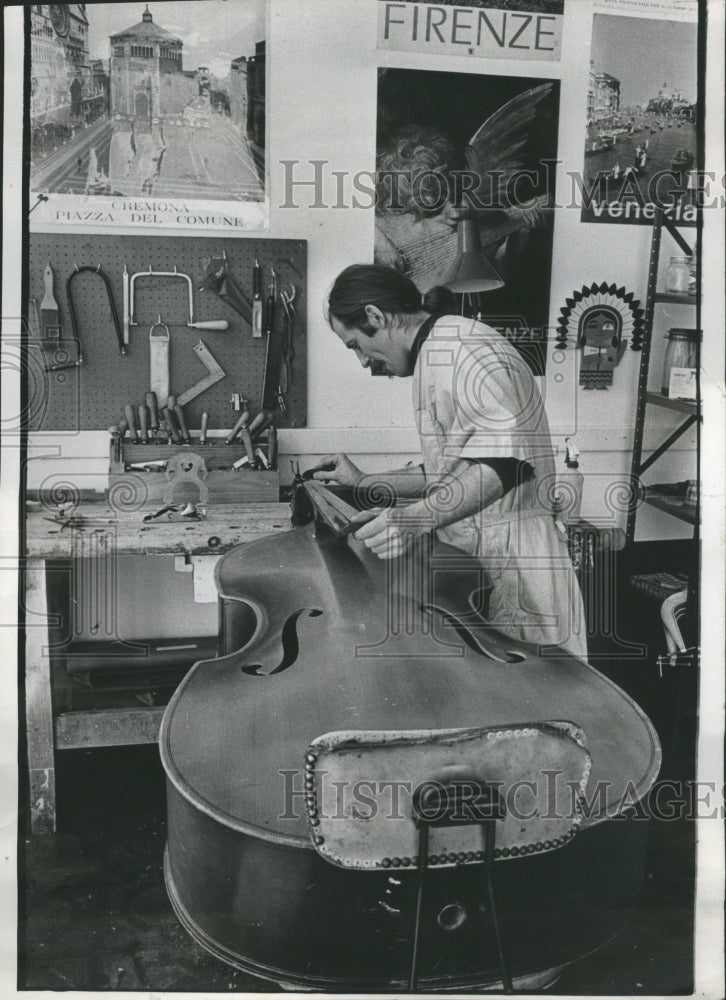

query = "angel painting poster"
[{"left": 374, "top": 68, "right": 559, "bottom": 375}]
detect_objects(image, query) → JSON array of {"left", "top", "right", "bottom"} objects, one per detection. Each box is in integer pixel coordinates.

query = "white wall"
[{"left": 25, "top": 0, "right": 702, "bottom": 635}]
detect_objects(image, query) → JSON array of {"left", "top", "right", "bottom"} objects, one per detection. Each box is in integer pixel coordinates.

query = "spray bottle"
[{"left": 553, "top": 438, "right": 584, "bottom": 523}]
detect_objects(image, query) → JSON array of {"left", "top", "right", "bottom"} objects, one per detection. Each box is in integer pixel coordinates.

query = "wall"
[{"left": 24, "top": 0, "right": 703, "bottom": 637}]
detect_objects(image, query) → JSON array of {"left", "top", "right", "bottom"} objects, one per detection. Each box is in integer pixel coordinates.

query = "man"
[{"left": 313, "top": 264, "right": 587, "bottom": 660}]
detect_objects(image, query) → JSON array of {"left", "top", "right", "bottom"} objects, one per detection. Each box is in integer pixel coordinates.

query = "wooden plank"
[
  {"left": 25, "top": 501, "right": 292, "bottom": 558},
  {"left": 54, "top": 707, "right": 165, "bottom": 749},
  {"left": 24, "top": 560, "right": 56, "bottom": 834}
]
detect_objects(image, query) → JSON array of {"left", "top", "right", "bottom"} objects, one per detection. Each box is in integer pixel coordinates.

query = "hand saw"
[{"left": 176, "top": 340, "right": 226, "bottom": 407}]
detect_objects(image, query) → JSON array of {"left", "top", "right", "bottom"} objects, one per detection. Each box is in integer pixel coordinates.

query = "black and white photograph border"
[{"left": 28, "top": 1, "right": 269, "bottom": 232}]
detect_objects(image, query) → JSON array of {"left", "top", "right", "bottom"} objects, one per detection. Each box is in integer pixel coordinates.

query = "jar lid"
[
  {"left": 666, "top": 327, "right": 701, "bottom": 340},
  {"left": 669, "top": 255, "right": 692, "bottom": 263}
]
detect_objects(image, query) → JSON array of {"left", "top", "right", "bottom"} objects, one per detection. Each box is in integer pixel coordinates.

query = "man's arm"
[{"left": 310, "top": 454, "right": 427, "bottom": 498}]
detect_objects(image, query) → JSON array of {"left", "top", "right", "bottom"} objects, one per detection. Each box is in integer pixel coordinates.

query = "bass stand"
[{"left": 409, "top": 779, "right": 512, "bottom": 994}]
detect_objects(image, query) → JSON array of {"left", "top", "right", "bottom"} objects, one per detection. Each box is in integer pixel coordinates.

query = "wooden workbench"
[{"left": 24, "top": 499, "right": 291, "bottom": 834}]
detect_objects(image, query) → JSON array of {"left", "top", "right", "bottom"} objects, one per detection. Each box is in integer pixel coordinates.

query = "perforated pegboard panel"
[{"left": 27, "top": 233, "right": 307, "bottom": 432}]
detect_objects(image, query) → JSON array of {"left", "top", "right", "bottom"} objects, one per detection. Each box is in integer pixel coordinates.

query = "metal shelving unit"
[{"left": 626, "top": 207, "right": 701, "bottom": 546}]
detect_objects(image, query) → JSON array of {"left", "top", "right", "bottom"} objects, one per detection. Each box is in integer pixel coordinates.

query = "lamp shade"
[{"left": 444, "top": 217, "right": 504, "bottom": 293}]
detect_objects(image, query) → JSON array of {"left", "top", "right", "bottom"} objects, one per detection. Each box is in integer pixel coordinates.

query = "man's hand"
[
  {"left": 351, "top": 507, "right": 432, "bottom": 560},
  {"left": 310, "top": 454, "right": 364, "bottom": 488}
]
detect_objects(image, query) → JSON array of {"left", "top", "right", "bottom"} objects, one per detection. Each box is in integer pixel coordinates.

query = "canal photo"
[
  {"left": 581, "top": 7, "right": 698, "bottom": 226},
  {"left": 28, "top": 2, "right": 268, "bottom": 231}
]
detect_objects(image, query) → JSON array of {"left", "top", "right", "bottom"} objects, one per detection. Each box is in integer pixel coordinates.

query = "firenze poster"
[
  {"left": 581, "top": 2, "right": 699, "bottom": 225},
  {"left": 28, "top": 1, "right": 268, "bottom": 232},
  {"left": 374, "top": 67, "right": 560, "bottom": 375}
]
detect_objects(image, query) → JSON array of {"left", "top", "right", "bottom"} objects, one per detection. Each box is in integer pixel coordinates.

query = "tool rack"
[{"left": 27, "top": 232, "right": 308, "bottom": 433}]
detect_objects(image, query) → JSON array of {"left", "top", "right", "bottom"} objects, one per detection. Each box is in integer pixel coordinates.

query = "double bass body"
[{"left": 160, "top": 520, "right": 660, "bottom": 991}]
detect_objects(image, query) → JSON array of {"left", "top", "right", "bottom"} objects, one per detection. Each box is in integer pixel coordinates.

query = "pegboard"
[{"left": 26, "top": 233, "right": 307, "bottom": 432}]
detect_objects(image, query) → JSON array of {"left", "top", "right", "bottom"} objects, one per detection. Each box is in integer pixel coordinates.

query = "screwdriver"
[
  {"left": 173, "top": 399, "right": 191, "bottom": 443},
  {"left": 251, "top": 258, "right": 262, "bottom": 338},
  {"left": 138, "top": 403, "right": 149, "bottom": 443},
  {"left": 146, "top": 392, "right": 160, "bottom": 441},
  {"left": 163, "top": 405, "right": 182, "bottom": 444},
  {"left": 125, "top": 403, "right": 141, "bottom": 442},
  {"left": 200, "top": 411, "right": 209, "bottom": 445},
  {"left": 224, "top": 398, "right": 251, "bottom": 444}
]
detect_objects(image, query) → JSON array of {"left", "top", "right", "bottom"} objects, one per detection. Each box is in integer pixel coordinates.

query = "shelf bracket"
[{"left": 636, "top": 415, "right": 697, "bottom": 475}]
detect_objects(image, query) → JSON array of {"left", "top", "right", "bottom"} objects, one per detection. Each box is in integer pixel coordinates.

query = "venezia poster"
[
  {"left": 581, "top": 1, "right": 699, "bottom": 225},
  {"left": 28, "top": 1, "right": 268, "bottom": 231}
]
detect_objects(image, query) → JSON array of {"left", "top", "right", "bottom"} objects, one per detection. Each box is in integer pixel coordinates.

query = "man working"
[{"left": 313, "top": 264, "right": 587, "bottom": 660}]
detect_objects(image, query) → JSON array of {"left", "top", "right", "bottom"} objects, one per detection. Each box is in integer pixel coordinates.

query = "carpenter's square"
[{"left": 176, "top": 340, "right": 226, "bottom": 407}]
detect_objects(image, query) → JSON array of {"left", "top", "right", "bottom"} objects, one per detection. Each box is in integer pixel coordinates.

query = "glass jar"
[
  {"left": 665, "top": 255, "right": 692, "bottom": 294},
  {"left": 661, "top": 328, "right": 699, "bottom": 396}
]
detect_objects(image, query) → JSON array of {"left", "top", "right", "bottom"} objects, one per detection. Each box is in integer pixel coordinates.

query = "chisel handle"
[
  {"left": 118, "top": 417, "right": 129, "bottom": 439},
  {"left": 225, "top": 410, "right": 249, "bottom": 444},
  {"left": 163, "top": 407, "right": 182, "bottom": 444},
  {"left": 189, "top": 319, "right": 229, "bottom": 330},
  {"left": 200, "top": 411, "right": 209, "bottom": 445},
  {"left": 125, "top": 404, "right": 141, "bottom": 442},
  {"left": 174, "top": 403, "right": 191, "bottom": 443},
  {"left": 145, "top": 392, "right": 160, "bottom": 433},
  {"left": 249, "top": 409, "right": 273, "bottom": 438},
  {"left": 267, "top": 425, "right": 278, "bottom": 469},
  {"left": 138, "top": 404, "right": 149, "bottom": 442},
  {"left": 251, "top": 299, "right": 262, "bottom": 338},
  {"left": 239, "top": 428, "right": 256, "bottom": 467}
]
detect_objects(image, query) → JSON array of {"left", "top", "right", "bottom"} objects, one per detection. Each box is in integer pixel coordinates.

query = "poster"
[
  {"left": 378, "top": 0, "right": 565, "bottom": 61},
  {"left": 581, "top": 2, "right": 699, "bottom": 225},
  {"left": 28, "top": 1, "right": 268, "bottom": 231},
  {"left": 374, "top": 68, "right": 560, "bottom": 373}
]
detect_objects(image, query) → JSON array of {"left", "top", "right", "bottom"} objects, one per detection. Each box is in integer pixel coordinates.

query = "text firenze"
[
  {"left": 381, "top": 3, "right": 559, "bottom": 53},
  {"left": 279, "top": 161, "right": 726, "bottom": 212}
]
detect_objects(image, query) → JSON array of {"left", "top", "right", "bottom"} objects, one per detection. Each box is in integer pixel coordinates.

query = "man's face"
[{"left": 331, "top": 316, "right": 412, "bottom": 377}]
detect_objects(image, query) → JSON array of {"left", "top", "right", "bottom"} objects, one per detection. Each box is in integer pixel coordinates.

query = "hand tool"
[
  {"left": 224, "top": 399, "right": 251, "bottom": 444},
  {"left": 129, "top": 266, "right": 228, "bottom": 331},
  {"left": 264, "top": 268, "right": 276, "bottom": 337},
  {"left": 232, "top": 455, "right": 250, "bottom": 470},
  {"left": 173, "top": 401, "right": 191, "bottom": 443},
  {"left": 149, "top": 316, "right": 170, "bottom": 409},
  {"left": 146, "top": 392, "right": 160, "bottom": 441},
  {"left": 267, "top": 426, "right": 278, "bottom": 469},
  {"left": 199, "top": 251, "right": 252, "bottom": 324},
  {"left": 251, "top": 258, "right": 262, "bottom": 337},
  {"left": 67, "top": 263, "right": 124, "bottom": 357},
  {"left": 125, "top": 403, "right": 141, "bottom": 442},
  {"left": 122, "top": 264, "right": 130, "bottom": 346},
  {"left": 138, "top": 404, "right": 149, "bottom": 442},
  {"left": 40, "top": 263, "right": 82, "bottom": 371},
  {"left": 163, "top": 406, "right": 182, "bottom": 444},
  {"left": 240, "top": 428, "right": 257, "bottom": 467},
  {"left": 200, "top": 412, "right": 209, "bottom": 445},
  {"left": 117, "top": 417, "right": 129, "bottom": 440},
  {"left": 43, "top": 512, "right": 86, "bottom": 533},
  {"left": 249, "top": 408, "right": 274, "bottom": 439},
  {"left": 143, "top": 503, "right": 203, "bottom": 523},
  {"left": 128, "top": 459, "right": 167, "bottom": 471},
  {"left": 108, "top": 425, "right": 121, "bottom": 465},
  {"left": 255, "top": 448, "right": 269, "bottom": 469},
  {"left": 176, "top": 340, "right": 226, "bottom": 407}
]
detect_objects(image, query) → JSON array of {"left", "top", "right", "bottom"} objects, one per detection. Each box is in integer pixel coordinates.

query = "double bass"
[{"left": 159, "top": 483, "right": 661, "bottom": 992}]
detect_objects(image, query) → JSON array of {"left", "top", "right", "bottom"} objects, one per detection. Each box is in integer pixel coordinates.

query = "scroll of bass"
[{"left": 159, "top": 485, "right": 661, "bottom": 992}]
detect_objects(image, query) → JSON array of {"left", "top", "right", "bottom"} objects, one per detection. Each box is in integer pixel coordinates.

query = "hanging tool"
[
  {"left": 199, "top": 251, "right": 252, "bottom": 324},
  {"left": 122, "top": 264, "right": 130, "bottom": 346},
  {"left": 149, "top": 316, "right": 170, "bottom": 408},
  {"left": 200, "top": 412, "right": 209, "bottom": 445},
  {"left": 176, "top": 340, "right": 226, "bottom": 407},
  {"left": 67, "top": 263, "right": 125, "bottom": 357},
  {"left": 264, "top": 268, "right": 276, "bottom": 338},
  {"left": 251, "top": 258, "right": 262, "bottom": 338},
  {"left": 39, "top": 263, "right": 81, "bottom": 371},
  {"left": 146, "top": 392, "right": 160, "bottom": 442},
  {"left": 129, "top": 266, "right": 229, "bottom": 331},
  {"left": 125, "top": 403, "right": 141, "bottom": 442}
]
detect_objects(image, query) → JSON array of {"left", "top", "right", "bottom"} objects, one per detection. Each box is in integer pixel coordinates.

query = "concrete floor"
[{"left": 18, "top": 731, "right": 694, "bottom": 994}]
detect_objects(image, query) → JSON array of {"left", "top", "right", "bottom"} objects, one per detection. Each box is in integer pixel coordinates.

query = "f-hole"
[
  {"left": 422, "top": 604, "right": 526, "bottom": 663},
  {"left": 241, "top": 608, "right": 324, "bottom": 676}
]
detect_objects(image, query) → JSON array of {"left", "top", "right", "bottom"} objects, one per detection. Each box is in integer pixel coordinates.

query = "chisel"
[
  {"left": 163, "top": 406, "right": 182, "bottom": 444},
  {"left": 267, "top": 425, "right": 278, "bottom": 469},
  {"left": 200, "top": 411, "right": 209, "bottom": 445},
  {"left": 145, "top": 392, "right": 160, "bottom": 441},
  {"left": 125, "top": 403, "right": 141, "bottom": 442},
  {"left": 264, "top": 268, "right": 276, "bottom": 337},
  {"left": 138, "top": 404, "right": 149, "bottom": 443},
  {"left": 224, "top": 398, "right": 250, "bottom": 444},
  {"left": 251, "top": 258, "right": 262, "bottom": 338},
  {"left": 173, "top": 401, "right": 191, "bottom": 443}
]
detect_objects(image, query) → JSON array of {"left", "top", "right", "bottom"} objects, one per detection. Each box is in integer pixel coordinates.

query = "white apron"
[{"left": 412, "top": 316, "right": 588, "bottom": 661}]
